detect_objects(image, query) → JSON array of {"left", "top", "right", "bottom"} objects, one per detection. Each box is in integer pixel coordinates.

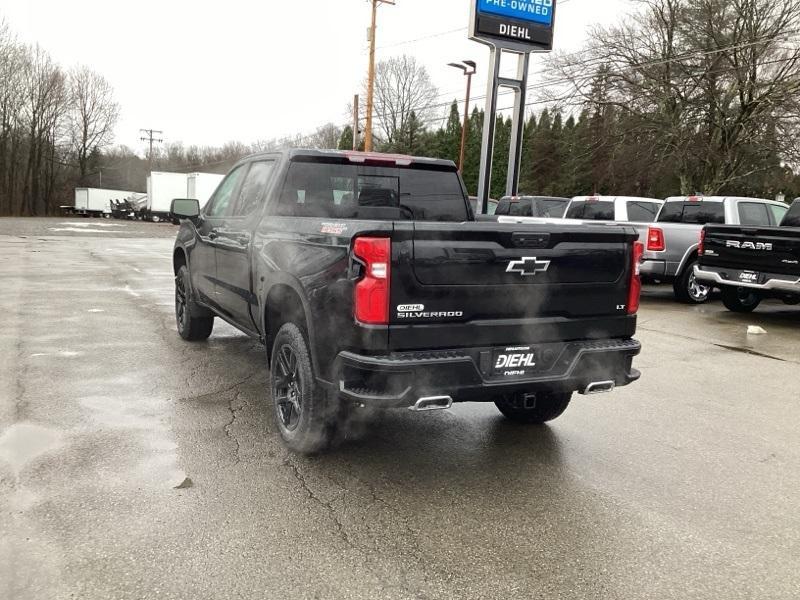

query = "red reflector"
[
  {"left": 647, "top": 227, "right": 665, "bottom": 252},
  {"left": 353, "top": 237, "right": 391, "bottom": 325},
  {"left": 688, "top": 195, "right": 702, "bottom": 203},
  {"left": 698, "top": 228, "right": 706, "bottom": 256},
  {"left": 627, "top": 241, "right": 644, "bottom": 315},
  {"left": 586, "top": 196, "right": 600, "bottom": 204}
]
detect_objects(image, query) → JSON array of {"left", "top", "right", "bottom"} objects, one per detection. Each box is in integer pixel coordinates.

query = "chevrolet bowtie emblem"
[{"left": 506, "top": 257, "right": 551, "bottom": 277}]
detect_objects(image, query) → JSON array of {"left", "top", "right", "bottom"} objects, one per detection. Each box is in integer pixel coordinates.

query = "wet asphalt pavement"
[{"left": 1, "top": 217, "right": 799, "bottom": 599}]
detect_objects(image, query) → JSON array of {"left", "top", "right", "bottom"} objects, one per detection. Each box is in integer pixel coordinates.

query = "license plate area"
[
  {"left": 737, "top": 270, "right": 761, "bottom": 284},
  {"left": 490, "top": 345, "right": 562, "bottom": 379}
]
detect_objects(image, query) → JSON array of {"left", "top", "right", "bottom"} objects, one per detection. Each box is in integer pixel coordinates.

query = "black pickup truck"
[
  {"left": 170, "top": 149, "right": 642, "bottom": 453},
  {"left": 696, "top": 199, "right": 800, "bottom": 313}
]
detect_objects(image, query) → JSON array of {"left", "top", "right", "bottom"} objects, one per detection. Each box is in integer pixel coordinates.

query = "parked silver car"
[{"left": 641, "top": 196, "right": 790, "bottom": 303}]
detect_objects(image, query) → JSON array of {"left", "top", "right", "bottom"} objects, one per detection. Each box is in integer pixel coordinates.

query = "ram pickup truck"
[
  {"left": 695, "top": 199, "right": 800, "bottom": 313},
  {"left": 170, "top": 149, "right": 642, "bottom": 453},
  {"left": 642, "top": 196, "right": 790, "bottom": 304}
]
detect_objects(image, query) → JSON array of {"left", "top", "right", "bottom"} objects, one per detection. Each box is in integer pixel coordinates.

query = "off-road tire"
[
  {"left": 495, "top": 391, "right": 573, "bottom": 424},
  {"left": 175, "top": 265, "right": 214, "bottom": 341},
  {"left": 270, "top": 323, "right": 336, "bottom": 454}
]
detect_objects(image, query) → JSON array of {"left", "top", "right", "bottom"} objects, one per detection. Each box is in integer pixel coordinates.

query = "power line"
[
  {"left": 370, "top": 0, "right": 575, "bottom": 52},
  {"left": 358, "top": 29, "right": 800, "bottom": 123},
  {"left": 139, "top": 128, "right": 163, "bottom": 168}
]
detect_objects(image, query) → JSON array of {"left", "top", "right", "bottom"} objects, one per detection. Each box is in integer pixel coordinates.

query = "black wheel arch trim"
[{"left": 259, "top": 272, "right": 322, "bottom": 379}]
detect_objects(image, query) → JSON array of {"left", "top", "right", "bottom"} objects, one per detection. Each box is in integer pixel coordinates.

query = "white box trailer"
[
  {"left": 146, "top": 172, "right": 189, "bottom": 221},
  {"left": 187, "top": 173, "right": 224, "bottom": 210},
  {"left": 73, "top": 188, "right": 138, "bottom": 216}
]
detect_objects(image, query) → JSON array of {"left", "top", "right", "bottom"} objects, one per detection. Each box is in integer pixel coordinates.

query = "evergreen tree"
[
  {"left": 462, "top": 107, "right": 483, "bottom": 195},
  {"left": 491, "top": 115, "right": 511, "bottom": 199},
  {"left": 519, "top": 113, "right": 538, "bottom": 194},
  {"left": 337, "top": 126, "right": 354, "bottom": 151}
]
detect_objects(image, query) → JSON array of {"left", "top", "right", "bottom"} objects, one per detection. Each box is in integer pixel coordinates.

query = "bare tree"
[
  {"left": 370, "top": 55, "right": 438, "bottom": 148},
  {"left": 20, "top": 45, "right": 69, "bottom": 215},
  {"left": 307, "top": 122, "right": 342, "bottom": 149},
  {"left": 68, "top": 66, "right": 120, "bottom": 182},
  {"left": 547, "top": 0, "right": 800, "bottom": 193},
  {"left": 0, "top": 18, "right": 26, "bottom": 214}
]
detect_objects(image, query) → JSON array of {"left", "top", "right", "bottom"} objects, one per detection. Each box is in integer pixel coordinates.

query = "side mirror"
[{"left": 170, "top": 198, "right": 200, "bottom": 221}]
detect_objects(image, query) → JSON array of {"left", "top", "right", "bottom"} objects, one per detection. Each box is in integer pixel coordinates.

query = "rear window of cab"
[
  {"left": 566, "top": 200, "right": 616, "bottom": 221},
  {"left": 657, "top": 200, "right": 725, "bottom": 224}
]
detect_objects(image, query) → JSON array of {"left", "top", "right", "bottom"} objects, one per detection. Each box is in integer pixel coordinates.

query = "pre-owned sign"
[{"left": 471, "top": 0, "right": 557, "bottom": 51}]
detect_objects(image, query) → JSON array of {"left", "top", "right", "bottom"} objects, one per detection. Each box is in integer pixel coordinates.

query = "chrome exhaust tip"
[
  {"left": 409, "top": 396, "right": 454, "bottom": 412},
  {"left": 581, "top": 381, "right": 616, "bottom": 395}
]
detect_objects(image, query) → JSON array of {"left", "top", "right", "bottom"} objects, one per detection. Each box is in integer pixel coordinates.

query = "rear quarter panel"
[{"left": 252, "top": 215, "right": 393, "bottom": 381}]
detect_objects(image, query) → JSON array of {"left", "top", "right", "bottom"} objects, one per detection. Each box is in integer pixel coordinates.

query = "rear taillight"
[
  {"left": 627, "top": 241, "right": 644, "bottom": 315},
  {"left": 353, "top": 237, "right": 391, "bottom": 325},
  {"left": 698, "top": 228, "right": 706, "bottom": 256},
  {"left": 647, "top": 227, "right": 665, "bottom": 252}
]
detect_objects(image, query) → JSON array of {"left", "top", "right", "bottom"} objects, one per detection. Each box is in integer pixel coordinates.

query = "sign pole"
[
  {"left": 476, "top": 47, "right": 501, "bottom": 215},
  {"left": 506, "top": 51, "right": 530, "bottom": 197},
  {"left": 469, "top": 0, "right": 556, "bottom": 213}
]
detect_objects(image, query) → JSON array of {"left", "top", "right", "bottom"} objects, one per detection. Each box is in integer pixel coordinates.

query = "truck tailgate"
[
  {"left": 388, "top": 222, "right": 638, "bottom": 350},
  {"left": 703, "top": 225, "right": 800, "bottom": 277}
]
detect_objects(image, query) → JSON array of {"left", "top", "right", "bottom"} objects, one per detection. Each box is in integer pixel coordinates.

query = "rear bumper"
[
  {"left": 332, "top": 338, "right": 641, "bottom": 408},
  {"left": 694, "top": 266, "right": 800, "bottom": 293},
  {"left": 641, "top": 258, "right": 667, "bottom": 278}
]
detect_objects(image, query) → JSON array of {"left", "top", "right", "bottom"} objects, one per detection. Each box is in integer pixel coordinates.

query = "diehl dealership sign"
[{"left": 470, "top": 0, "right": 557, "bottom": 51}]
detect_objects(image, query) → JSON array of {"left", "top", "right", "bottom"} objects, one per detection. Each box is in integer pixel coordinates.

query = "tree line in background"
[
  {"left": 2, "top": 0, "right": 799, "bottom": 216},
  {"left": 0, "top": 18, "right": 120, "bottom": 216}
]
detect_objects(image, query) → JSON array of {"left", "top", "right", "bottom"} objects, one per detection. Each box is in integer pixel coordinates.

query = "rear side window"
[
  {"left": 566, "top": 200, "right": 616, "bottom": 221},
  {"left": 657, "top": 201, "right": 725, "bottom": 224},
  {"left": 276, "top": 161, "right": 468, "bottom": 222},
  {"left": 626, "top": 201, "right": 660, "bottom": 222},
  {"left": 781, "top": 201, "right": 800, "bottom": 227},
  {"left": 737, "top": 202, "right": 771, "bottom": 226}
]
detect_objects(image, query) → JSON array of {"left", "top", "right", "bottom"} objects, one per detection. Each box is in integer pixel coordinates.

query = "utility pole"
[
  {"left": 139, "top": 128, "right": 164, "bottom": 169},
  {"left": 364, "top": 0, "right": 394, "bottom": 153},
  {"left": 353, "top": 94, "right": 360, "bottom": 151}
]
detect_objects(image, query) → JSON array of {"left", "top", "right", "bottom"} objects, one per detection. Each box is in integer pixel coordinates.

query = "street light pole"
[{"left": 448, "top": 60, "right": 477, "bottom": 173}]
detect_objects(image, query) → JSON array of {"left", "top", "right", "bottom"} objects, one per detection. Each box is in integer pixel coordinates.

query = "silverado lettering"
[{"left": 397, "top": 311, "right": 464, "bottom": 319}]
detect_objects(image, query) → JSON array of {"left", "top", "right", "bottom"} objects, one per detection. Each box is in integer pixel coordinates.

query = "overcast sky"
[{"left": 0, "top": 0, "right": 629, "bottom": 153}]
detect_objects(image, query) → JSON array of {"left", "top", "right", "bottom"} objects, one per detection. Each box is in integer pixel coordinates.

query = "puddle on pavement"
[
  {"left": 29, "top": 351, "right": 82, "bottom": 358},
  {"left": 0, "top": 423, "right": 63, "bottom": 476}
]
